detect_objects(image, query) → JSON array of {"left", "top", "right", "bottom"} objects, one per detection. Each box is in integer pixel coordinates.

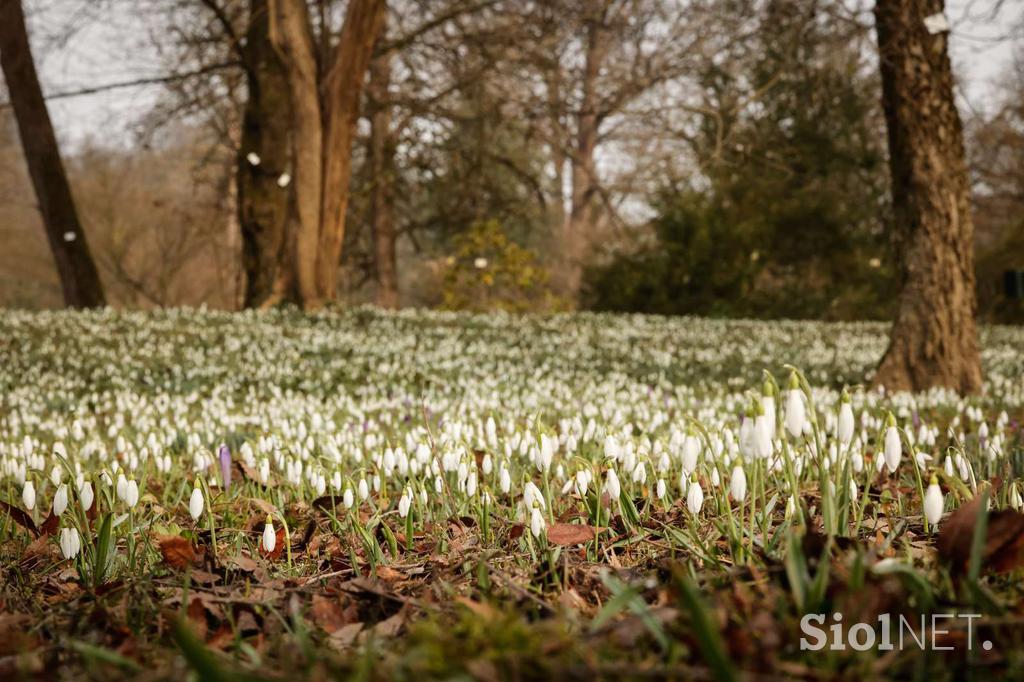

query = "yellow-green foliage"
[{"left": 441, "top": 220, "right": 564, "bottom": 312}]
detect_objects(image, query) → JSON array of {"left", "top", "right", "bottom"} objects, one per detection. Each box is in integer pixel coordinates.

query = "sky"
[{"left": 11, "top": 0, "right": 1024, "bottom": 151}]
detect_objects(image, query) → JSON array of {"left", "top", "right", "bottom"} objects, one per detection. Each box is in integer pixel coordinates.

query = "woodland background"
[{"left": 0, "top": 0, "right": 1022, "bottom": 322}]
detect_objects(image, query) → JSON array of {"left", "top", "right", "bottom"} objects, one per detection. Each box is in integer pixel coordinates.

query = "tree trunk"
[
  {"left": 268, "top": 0, "right": 385, "bottom": 310},
  {"left": 0, "top": 0, "right": 105, "bottom": 308},
  {"left": 368, "top": 42, "right": 398, "bottom": 309},
  {"left": 314, "top": 0, "right": 386, "bottom": 303},
  {"left": 565, "top": 12, "right": 609, "bottom": 299},
  {"left": 872, "top": 0, "right": 982, "bottom": 393},
  {"left": 268, "top": 0, "right": 322, "bottom": 308},
  {"left": 239, "top": 0, "right": 294, "bottom": 308}
]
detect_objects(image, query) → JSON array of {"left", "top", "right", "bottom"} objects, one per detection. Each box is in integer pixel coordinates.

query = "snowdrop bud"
[
  {"left": 79, "top": 481, "right": 94, "bottom": 511},
  {"left": 729, "top": 466, "right": 746, "bottom": 502},
  {"left": 710, "top": 467, "right": 720, "bottom": 488},
  {"left": 51, "top": 465, "right": 62, "bottom": 487},
  {"left": 499, "top": 467, "right": 511, "bottom": 493},
  {"left": 398, "top": 492, "right": 411, "bottom": 518},
  {"left": 530, "top": 507, "right": 545, "bottom": 539},
  {"left": 656, "top": 478, "right": 666, "bottom": 499},
  {"left": 22, "top": 481, "right": 35, "bottom": 511},
  {"left": 116, "top": 473, "right": 128, "bottom": 501},
  {"left": 60, "top": 527, "right": 80, "bottom": 559},
  {"left": 924, "top": 476, "right": 944, "bottom": 526},
  {"left": 682, "top": 433, "right": 699, "bottom": 473},
  {"left": 125, "top": 480, "right": 139, "bottom": 508},
  {"left": 53, "top": 484, "right": 68, "bottom": 516},
  {"left": 189, "top": 486, "right": 205, "bottom": 521},
  {"left": 761, "top": 384, "right": 777, "bottom": 440},
  {"left": 883, "top": 414, "right": 901, "bottom": 473},
  {"left": 837, "top": 392, "right": 855, "bottom": 445},
  {"left": 686, "top": 476, "right": 704, "bottom": 515},
  {"left": 605, "top": 469, "right": 621, "bottom": 501},
  {"left": 785, "top": 379, "right": 806, "bottom": 439},
  {"left": 755, "top": 413, "right": 772, "bottom": 458},
  {"left": 262, "top": 516, "right": 276, "bottom": 553},
  {"left": 358, "top": 478, "right": 369, "bottom": 500},
  {"left": 849, "top": 479, "right": 858, "bottom": 502},
  {"left": 1011, "top": 482, "right": 1022, "bottom": 511},
  {"left": 343, "top": 487, "right": 354, "bottom": 508}
]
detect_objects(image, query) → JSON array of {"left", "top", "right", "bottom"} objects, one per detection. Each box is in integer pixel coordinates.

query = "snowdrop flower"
[
  {"left": 754, "top": 412, "right": 773, "bottom": 458},
  {"left": 342, "top": 487, "right": 354, "bottom": 509},
  {"left": 530, "top": 507, "right": 545, "bottom": 538},
  {"left": 1010, "top": 482, "right": 1022, "bottom": 511},
  {"left": 262, "top": 516, "right": 276, "bottom": 553},
  {"left": 358, "top": 478, "right": 369, "bottom": 500},
  {"left": 682, "top": 432, "right": 699, "bottom": 474},
  {"left": 924, "top": 476, "right": 944, "bottom": 526},
  {"left": 729, "top": 465, "right": 746, "bottom": 502},
  {"left": 499, "top": 466, "right": 511, "bottom": 494},
  {"left": 605, "top": 468, "right": 621, "bottom": 501},
  {"left": 125, "top": 480, "right": 139, "bottom": 508},
  {"left": 53, "top": 484, "right": 68, "bottom": 516},
  {"left": 189, "top": 485, "right": 205, "bottom": 521},
  {"left": 784, "top": 376, "right": 806, "bottom": 439},
  {"left": 246, "top": 152, "right": 261, "bottom": 166},
  {"left": 50, "top": 465, "right": 62, "bottom": 487},
  {"left": 761, "top": 381, "right": 777, "bottom": 440},
  {"left": 686, "top": 476, "right": 704, "bottom": 515},
  {"left": 837, "top": 391, "right": 855, "bottom": 445},
  {"left": 59, "top": 527, "right": 80, "bottom": 560},
  {"left": 656, "top": 478, "right": 666, "bottom": 499},
  {"left": 398, "top": 491, "right": 411, "bottom": 518},
  {"left": 883, "top": 414, "right": 901, "bottom": 473},
  {"left": 116, "top": 473, "right": 128, "bottom": 501},
  {"left": 523, "top": 481, "right": 545, "bottom": 510},
  {"left": 22, "top": 481, "right": 35, "bottom": 511},
  {"left": 710, "top": 467, "right": 720, "bottom": 488},
  {"left": 79, "top": 481, "right": 94, "bottom": 511}
]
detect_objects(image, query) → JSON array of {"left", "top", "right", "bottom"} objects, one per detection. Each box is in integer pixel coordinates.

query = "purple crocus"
[{"left": 218, "top": 444, "right": 232, "bottom": 491}]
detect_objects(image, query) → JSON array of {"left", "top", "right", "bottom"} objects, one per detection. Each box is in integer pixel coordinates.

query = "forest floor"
[{"left": 1, "top": 308, "right": 1023, "bottom": 680}]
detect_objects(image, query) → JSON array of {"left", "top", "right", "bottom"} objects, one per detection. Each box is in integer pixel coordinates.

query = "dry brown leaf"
[
  {"left": 936, "top": 491, "right": 1024, "bottom": 575},
  {"left": 327, "top": 622, "right": 363, "bottom": 651},
  {"left": 0, "top": 501, "right": 39, "bottom": 537},
  {"left": 310, "top": 595, "right": 348, "bottom": 634},
  {"left": 156, "top": 535, "right": 197, "bottom": 569},
  {"left": 547, "top": 522, "right": 600, "bottom": 546}
]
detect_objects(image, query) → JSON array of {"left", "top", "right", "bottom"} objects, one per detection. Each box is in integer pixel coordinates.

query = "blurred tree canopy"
[{"left": 584, "top": 0, "right": 896, "bottom": 320}]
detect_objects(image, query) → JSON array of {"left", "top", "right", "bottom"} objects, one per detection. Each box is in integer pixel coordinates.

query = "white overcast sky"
[{"left": 13, "top": 0, "right": 1024, "bottom": 151}]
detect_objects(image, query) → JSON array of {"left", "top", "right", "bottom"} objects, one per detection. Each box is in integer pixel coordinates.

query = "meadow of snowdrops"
[{"left": 2, "top": 307, "right": 1024, "bottom": 679}]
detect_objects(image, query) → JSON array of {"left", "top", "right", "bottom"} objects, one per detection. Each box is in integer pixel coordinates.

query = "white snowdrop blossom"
[
  {"left": 53, "top": 484, "right": 68, "bottom": 516},
  {"left": 189, "top": 486, "right": 205, "bottom": 521},
  {"left": 924, "top": 476, "right": 944, "bottom": 526},
  {"left": 262, "top": 516, "right": 277, "bottom": 553},
  {"left": 22, "top": 481, "right": 35, "bottom": 511},
  {"left": 729, "top": 466, "right": 746, "bottom": 502}
]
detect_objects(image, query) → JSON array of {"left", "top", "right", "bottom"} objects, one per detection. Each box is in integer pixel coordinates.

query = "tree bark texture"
[
  {"left": 268, "top": 0, "right": 385, "bottom": 310},
  {"left": 0, "top": 0, "right": 106, "bottom": 308},
  {"left": 239, "top": 0, "right": 294, "bottom": 308},
  {"left": 872, "top": 0, "right": 982, "bottom": 394},
  {"left": 368, "top": 42, "right": 398, "bottom": 309}
]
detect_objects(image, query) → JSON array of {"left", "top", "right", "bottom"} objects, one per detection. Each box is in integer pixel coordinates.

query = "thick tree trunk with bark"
[
  {"left": 239, "top": 0, "right": 294, "bottom": 308},
  {"left": 0, "top": 0, "right": 105, "bottom": 308},
  {"left": 368, "top": 43, "right": 398, "bottom": 309},
  {"left": 315, "top": 0, "right": 385, "bottom": 303},
  {"left": 872, "top": 0, "right": 982, "bottom": 394},
  {"left": 268, "top": 0, "right": 385, "bottom": 310}
]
